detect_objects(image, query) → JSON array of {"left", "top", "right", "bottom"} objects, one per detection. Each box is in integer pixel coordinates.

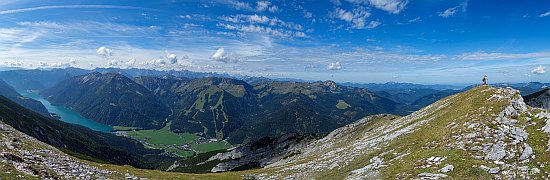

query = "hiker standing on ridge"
[{"left": 482, "top": 75, "right": 488, "bottom": 85}]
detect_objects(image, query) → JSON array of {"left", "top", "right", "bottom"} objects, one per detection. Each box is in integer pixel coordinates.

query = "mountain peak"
[{"left": 41, "top": 72, "right": 171, "bottom": 129}]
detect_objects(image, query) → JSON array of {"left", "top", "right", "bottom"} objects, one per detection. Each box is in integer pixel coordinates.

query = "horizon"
[
  {"left": 1, "top": 66, "right": 548, "bottom": 88},
  {"left": 0, "top": 0, "right": 549, "bottom": 84}
]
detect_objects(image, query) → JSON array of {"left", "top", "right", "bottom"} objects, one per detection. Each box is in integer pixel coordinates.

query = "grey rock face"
[
  {"left": 208, "top": 133, "right": 313, "bottom": 172},
  {"left": 485, "top": 141, "right": 506, "bottom": 161}
]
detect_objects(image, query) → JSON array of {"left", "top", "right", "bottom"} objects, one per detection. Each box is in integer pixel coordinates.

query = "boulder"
[
  {"left": 418, "top": 173, "right": 449, "bottom": 179},
  {"left": 439, "top": 164, "right": 454, "bottom": 173},
  {"left": 519, "top": 143, "right": 533, "bottom": 161},
  {"left": 485, "top": 141, "right": 506, "bottom": 161}
]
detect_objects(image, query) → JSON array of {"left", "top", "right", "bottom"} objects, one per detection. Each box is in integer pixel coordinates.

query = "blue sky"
[{"left": 0, "top": 0, "right": 548, "bottom": 84}]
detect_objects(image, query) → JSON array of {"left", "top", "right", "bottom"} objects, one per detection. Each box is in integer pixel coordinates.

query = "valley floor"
[{"left": 114, "top": 121, "right": 230, "bottom": 158}]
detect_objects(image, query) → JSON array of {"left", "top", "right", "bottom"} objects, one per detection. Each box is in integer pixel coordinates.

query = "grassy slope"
[{"left": 309, "top": 86, "right": 503, "bottom": 179}]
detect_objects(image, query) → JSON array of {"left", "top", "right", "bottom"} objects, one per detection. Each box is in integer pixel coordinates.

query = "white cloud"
[
  {"left": 438, "top": 6, "right": 459, "bottom": 18},
  {"left": 538, "top": 11, "right": 550, "bottom": 17},
  {"left": 183, "top": 23, "right": 203, "bottom": 29},
  {"left": 256, "top": 1, "right": 270, "bottom": 11},
  {"left": 107, "top": 60, "right": 120, "bottom": 66},
  {"left": 211, "top": 48, "right": 236, "bottom": 63},
  {"left": 268, "top": 6, "right": 279, "bottom": 13},
  {"left": 3, "top": 60, "right": 24, "bottom": 67},
  {"left": 219, "top": 14, "right": 303, "bottom": 31},
  {"left": 17, "top": 21, "right": 65, "bottom": 29},
  {"left": 0, "top": 5, "right": 153, "bottom": 15},
  {"left": 165, "top": 51, "right": 178, "bottom": 64},
  {"left": 346, "top": 0, "right": 408, "bottom": 14},
  {"left": 256, "top": 1, "right": 279, "bottom": 13},
  {"left": 217, "top": 23, "right": 307, "bottom": 38},
  {"left": 456, "top": 51, "right": 550, "bottom": 60},
  {"left": 178, "top": 15, "right": 192, "bottom": 19},
  {"left": 365, "top": 0, "right": 408, "bottom": 14},
  {"left": 37, "top": 60, "right": 77, "bottom": 68},
  {"left": 532, "top": 65, "right": 546, "bottom": 74},
  {"left": 0, "top": 28, "right": 42, "bottom": 47},
  {"left": 333, "top": 7, "right": 373, "bottom": 29},
  {"left": 127, "top": 59, "right": 136, "bottom": 65},
  {"left": 96, "top": 46, "right": 112, "bottom": 58},
  {"left": 327, "top": 62, "right": 342, "bottom": 70},
  {"left": 234, "top": 1, "right": 252, "bottom": 10},
  {"left": 366, "top": 21, "right": 381, "bottom": 29}
]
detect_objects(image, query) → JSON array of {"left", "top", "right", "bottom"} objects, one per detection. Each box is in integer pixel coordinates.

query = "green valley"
[{"left": 116, "top": 121, "right": 230, "bottom": 157}]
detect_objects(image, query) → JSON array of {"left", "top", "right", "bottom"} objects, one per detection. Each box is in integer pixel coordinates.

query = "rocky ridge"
[{"left": 206, "top": 133, "right": 314, "bottom": 172}]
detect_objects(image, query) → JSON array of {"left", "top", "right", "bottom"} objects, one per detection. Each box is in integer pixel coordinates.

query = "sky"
[{"left": 0, "top": 0, "right": 548, "bottom": 84}]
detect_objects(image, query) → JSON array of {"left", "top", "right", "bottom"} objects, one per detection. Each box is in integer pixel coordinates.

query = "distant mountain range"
[
  {"left": 0, "top": 67, "right": 226, "bottom": 91},
  {"left": 463, "top": 82, "right": 550, "bottom": 96}
]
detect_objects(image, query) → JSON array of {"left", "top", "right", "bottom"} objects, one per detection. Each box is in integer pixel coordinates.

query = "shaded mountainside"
[
  {"left": 134, "top": 76, "right": 408, "bottom": 144},
  {"left": 41, "top": 72, "right": 171, "bottom": 129},
  {"left": 0, "top": 95, "right": 172, "bottom": 169},
  {"left": 0, "top": 68, "right": 89, "bottom": 90},
  {"left": 233, "top": 80, "right": 407, "bottom": 143},
  {"left": 0, "top": 79, "right": 50, "bottom": 117},
  {"left": 524, "top": 88, "right": 550, "bottom": 109}
]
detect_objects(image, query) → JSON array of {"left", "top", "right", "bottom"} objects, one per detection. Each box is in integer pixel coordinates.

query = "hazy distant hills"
[
  {"left": 343, "top": 82, "right": 463, "bottom": 111},
  {"left": 0, "top": 67, "right": 89, "bottom": 90},
  {"left": 462, "top": 82, "right": 550, "bottom": 96},
  {"left": 41, "top": 72, "right": 172, "bottom": 129},
  {"left": 0, "top": 67, "right": 224, "bottom": 91}
]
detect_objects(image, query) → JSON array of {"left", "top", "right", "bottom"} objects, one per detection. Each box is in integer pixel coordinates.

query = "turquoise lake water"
[{"left": 19, "top": 91, "right": 113, "bottom": 133}]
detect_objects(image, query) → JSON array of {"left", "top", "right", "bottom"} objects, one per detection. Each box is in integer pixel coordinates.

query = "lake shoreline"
[{"left": 18, "top": 90, "right": 114, "bottom": 133}]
